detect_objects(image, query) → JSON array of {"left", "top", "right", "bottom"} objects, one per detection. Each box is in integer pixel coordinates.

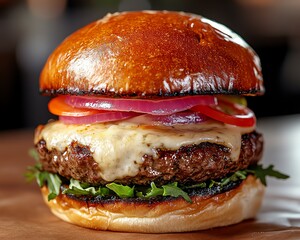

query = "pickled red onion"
[
  {"left": 65, "top": 96, "right": 217, "bottom": 115},
  {"left": 59, "top": 111, "right": 140, "bottom": 124},
  {"left": 128, "top": 111, "right": 208, "bottom": 126}
]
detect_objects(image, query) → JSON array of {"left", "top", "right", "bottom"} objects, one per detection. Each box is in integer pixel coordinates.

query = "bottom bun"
[{"left": 41, "top": 175, "right": 265, "bottom": 233}]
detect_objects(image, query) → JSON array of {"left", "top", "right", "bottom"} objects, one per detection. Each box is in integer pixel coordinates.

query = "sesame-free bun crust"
[
  {"left": 40, "top": 11, "right": 264, "bottom": 97},
  {"left": 41, "top": 175, "right": 265, "bottom": 233}
]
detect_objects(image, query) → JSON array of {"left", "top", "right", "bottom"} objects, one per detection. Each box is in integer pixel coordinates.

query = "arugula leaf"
[
  {"left": 220, "top": 170, "right": 247, "bottom": 187},
  {"left": 234, "top": 170, "right": 247, "bottom": 180},
  {"left": 63, "top": 187, "right": 91, "bottom": 196},
  {"left": 27, "top": 169, "right": 62, "bottom": 201},
  {"left": 25, "top": 165, "right": 61, "bottom": 200},
  {"left": 184, "top": 182, "right": 206, "bottom": 189},
  {"left": 247, "top": 164, "right": 289, "bottom": 186},
  {"left": 25, "top": 149, "right": 62, "bottom": 201},
  {"left": 205, "top": 170, "right": 247, "bottom": 189},
  {"left": 28, "top": 148, "right": 40, "bottom": 162},
  {"left": 46, "top": 173, "right": 62, "bottom": 201},
  {"left": 162, "top": 183, "right": 192, "bottom": 203},
  {"left": 25, "top": 164, "right": 41, "bottom": 182},
  {"left": 69, "top": 178, "right": 84, "bottom": 189},
  {"left": 25, "top": 149, "right": 42, "bottom": 182},
  {"left": 106, "top": 183, "right": 134, "bottom": 198},
  {"left": 138, "top": 182, "right": 192, "bottom": 202},
  {"left": 36, "top": 171, "right": 47, "bottom": 187},
  {"left": 144, "top": 182, "right": 164, "bottom": 198},
  {"left": 48, "top": 192, "right": 58, "bottom": 201},
  {"left": 96, "top": 187, "right": 110, "bottom": 196},
  {"left": 63, "top": 179, "right": 92, "bottom": 196},
  {"left": 63, "top": 179, "right": 110, "bottom": 196}
]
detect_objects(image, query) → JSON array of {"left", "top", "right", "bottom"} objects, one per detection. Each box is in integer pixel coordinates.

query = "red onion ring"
[
  {"left": 128, "top": 111, "right": 208, "bottom": 126},
  {"left": 65, "top": 96, "right": 217, "bottom": 115},
  {"left": 59, "top": 111, "right": 140, "bottom": 124}
]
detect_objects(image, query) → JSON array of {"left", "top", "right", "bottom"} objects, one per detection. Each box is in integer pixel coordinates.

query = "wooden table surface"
[{"left": 0, "top": 115, "right": 300, "bottom": 239}]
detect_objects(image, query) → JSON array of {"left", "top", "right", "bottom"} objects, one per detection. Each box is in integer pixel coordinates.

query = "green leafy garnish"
[
  {"left": 246, "top": 164, "right": 289, "bottom": 186},
  {"left": 162, "top": 182, "right": 192, "bottom": 203},
  {"left": 25, "top": 149, "right": 42, "bottom": 182},
  {"left": 26, "top": 149, "right": 289, "bottom": 203},
  {"left": 25, "top": 149, "right": 61, "bottom": 201},
  {"left": 63, "top": 179, "right": 110, "bottom": 196},
  {"left": 46, "top": 173, "right": 62, "bottom": 201},
  {"left": 217, "top": 170, "right": 247, "bottom": 187},
  {"left": 26, "top": 163, "right": 61, "bottom": 201},
  {"left": 29, "top": 148, "right": 40, "bottom": 161},
  {"left": 144, "top": 182, "right": 164, "bottom": 198},
  {"left": 106, "top": 183, "right": 134, "bottom": 198},
  {"left": 137, "top": 182, "right": 192, "bottom": 202},
  {"left": 184, "top": 182, "right": 207, "bottom": 189}
]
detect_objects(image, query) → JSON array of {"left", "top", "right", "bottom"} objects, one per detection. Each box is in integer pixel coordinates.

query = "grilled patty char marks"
[{"left": 36, "top": 131, "right": 263, "bottom": 186}]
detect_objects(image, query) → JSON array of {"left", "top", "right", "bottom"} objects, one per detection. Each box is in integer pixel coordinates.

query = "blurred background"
[{"left": 0, "top": 0, "right": 299, "bottom": 131}]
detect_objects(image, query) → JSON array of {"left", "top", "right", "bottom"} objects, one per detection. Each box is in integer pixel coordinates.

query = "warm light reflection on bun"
[{"left": 40, "top": 11, "right": 264, "bottom": 97}]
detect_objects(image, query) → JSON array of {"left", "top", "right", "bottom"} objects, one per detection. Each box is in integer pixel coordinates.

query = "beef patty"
[{"left": 35, "top": 131, "right": 263, "bottom": 186}]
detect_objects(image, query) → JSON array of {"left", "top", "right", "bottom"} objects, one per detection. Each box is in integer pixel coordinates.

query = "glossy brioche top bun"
[
  {"left": 40, "top": 11, "right": 264, "bottom": 97},
  {"left": 41, "top": 175, "right": 265, "bottom": 233}
]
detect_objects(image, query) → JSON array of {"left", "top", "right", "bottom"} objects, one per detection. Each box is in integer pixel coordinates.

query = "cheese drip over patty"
[{"left": 34, "top": 120, "right": 255, "bottom": 182}]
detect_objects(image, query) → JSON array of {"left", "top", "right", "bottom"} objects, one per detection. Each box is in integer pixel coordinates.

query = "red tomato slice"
[
  {"left": 49, "top": 96, "right": 256, "bottom": 127},
  {"left": 48, "top": 96, "right": 101, "bottom": 117},
  {"left": 191, "top": 100, "right": 256, "bottom": 127}
]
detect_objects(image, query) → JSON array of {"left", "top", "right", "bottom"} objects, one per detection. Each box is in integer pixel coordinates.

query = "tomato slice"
[
  {"left": 48, "top": 96, "right": 101, "bottom": 117},
  {"left": 191, "top": 100, "right": 256, "bottom": 127},
  {"left": 49, "top": 96, "right": 256, "bottom": 127}
]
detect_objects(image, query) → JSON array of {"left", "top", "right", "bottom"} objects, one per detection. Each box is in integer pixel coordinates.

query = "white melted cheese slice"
[{"left": 34, "top": 120, "right": 254, "bottom": 182}]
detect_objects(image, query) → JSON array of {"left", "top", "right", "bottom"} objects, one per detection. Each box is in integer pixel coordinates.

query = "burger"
[{"left": 29, "top": 11, "right": 288, "bottom": 233}]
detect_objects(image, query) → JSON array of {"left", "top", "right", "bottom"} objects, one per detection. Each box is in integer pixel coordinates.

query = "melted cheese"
[{"left": 35, "top": 120, "right": 254, "bottom": 181}]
